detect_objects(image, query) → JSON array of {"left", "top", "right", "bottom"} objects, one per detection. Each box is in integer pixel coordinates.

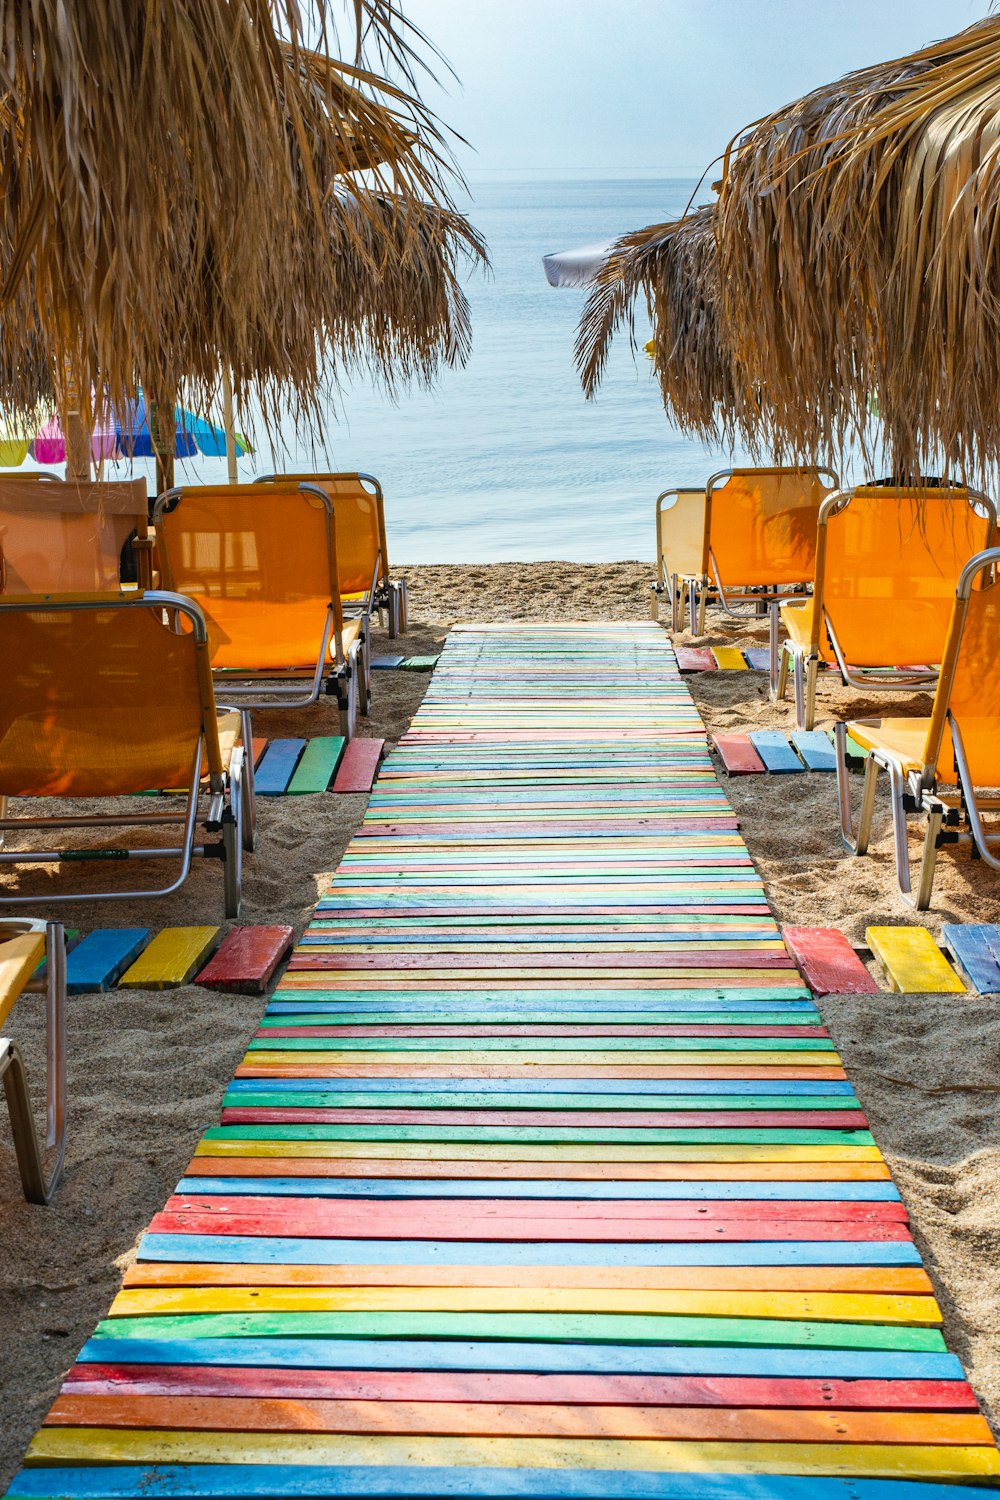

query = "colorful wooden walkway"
[{"left": 7, "top": 622, "right": 999, "bottom": 1499}]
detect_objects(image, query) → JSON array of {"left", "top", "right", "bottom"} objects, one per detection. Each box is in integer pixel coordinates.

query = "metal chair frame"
[{"left": 0, "top": 919, "right": 66, "bottom": 1203}]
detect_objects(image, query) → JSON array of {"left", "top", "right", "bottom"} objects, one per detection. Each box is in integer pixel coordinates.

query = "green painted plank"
[{"left": 287, "top": 737, "right": 347, "bottom": 796}]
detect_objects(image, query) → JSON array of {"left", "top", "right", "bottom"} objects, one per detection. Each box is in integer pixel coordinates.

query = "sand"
[{"left": 1, "top": 559, "right": 999, "bottom": 1484}]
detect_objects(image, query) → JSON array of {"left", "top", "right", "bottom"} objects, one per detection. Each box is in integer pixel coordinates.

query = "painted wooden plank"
[
  {"left": 196, "top": 927, "right": 295, "bottom": 995},
  {"left": 255, "top": 739, "right": 308, "bottom": 796},
  {"left": 370, "top": 655, "right": 405, "bottom": 669},
  {"left": 743, "top": 649, "right": 771, "bottom": 672},
  {"left": 747, "top": 732, "right": 804, "bottom": 775},
  {"left": 93, "top": 1310, "right": 940, "bottom": 1350},
  {"left": 25, "top": 1429, "right": 1000, "bottom": 1481},
  {"left": 219, "top": 1108, "right": 868, "bottom": 1131},
  {"left": 867, "top": 927, "right": 966, "bottom": 995},
  {"left": 713, "top": 735, "right": 766, "bottom": 776},
  {"left": 42, "top": 1393, "right": 988, "bottom": 1444},
  {"left": 119, "top": 928, "right": 221, "bottom": 990},
  {"left": 63, "top": 928, "right": 152, "bottom": 993},
  {"left": 401, "top": 656, "right": 440, "bottom": 670},
  {"left": 674, "top": 648, "right": 717, "bottom": 672},
  {"left": 333, "top": 739, "right": 385, "bottom": 795},
  {"left": 287, "top": 738, "right": 346, "bottom": 796},
  {"left": 941, "top": 924, "right": 1000, "bottom": 995},
  {"left": 12, "top": 1466, "right": 1000, "bottom": 1500},
  {"left": 711, "top": 647, "right": 748, "bottom": 671},
  {"left": 782, "top": 928, "right": 880, "bottom": 997},
  {"left": 790, "top": 732, "right": 836, "bottom": 773},
  {"left": 58, "top": 1366, "right": 974, "bottom": 1410},
  {"left": 252, "top": 737, "right": 269, "bottom": 768}
]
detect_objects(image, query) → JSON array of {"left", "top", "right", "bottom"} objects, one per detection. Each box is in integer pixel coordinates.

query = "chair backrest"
[
  {"left": 705, "top": 467, "right": 838, "bottom": 587},
  {"left": 656, "top": 488, "right": 705, "bottom": 585},
  {"left": 257, "top": 471, "right": 387, "bottom": 595},
  {"left": 154, "top": 483, "right": 343, "bottom": 669},
  {"left": 0, "top": 592, "right": 221, "bottom": 798},
  {"left": 920, "top": 549, "right": 1000, "bottom": 789},
  {"left": 813, "top": 485, "right": 997, "bottom": 667},
  {"left": 0, "top": 477, "right": 149, "bottom": 593}
]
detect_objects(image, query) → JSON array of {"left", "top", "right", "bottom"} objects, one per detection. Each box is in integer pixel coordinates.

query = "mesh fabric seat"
[
  {"left": 652, "top": 487, "right": 705, "bottom": 628},
  {"left": 836, "top": 547, "right": 1000, "bottom": 908}
]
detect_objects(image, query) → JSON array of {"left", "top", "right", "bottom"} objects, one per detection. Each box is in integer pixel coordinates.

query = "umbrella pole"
[
  {"left": 59, "top": 360, "right": 91, "bottom": 481},
  {"left": 222, "top": 368, "right": 238, "bottom": 485}
]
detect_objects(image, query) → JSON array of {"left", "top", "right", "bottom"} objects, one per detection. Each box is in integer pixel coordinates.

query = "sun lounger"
[
  {"left": 154, "top": 482, "right": 366, "bottom": 733},
  {"left": 0, "top": 476, "right": 152, "bottom": 591},
  {"left": 0, "top": 918, "right": 66, "bottom": 1202},
  {"left": 256, "top": 470, "right": 407, "bottom": 637},
  {"left": 651, "top": 487, "right": 705, "bottom": 628},
  {"left": 687, "top": 466, "right": 838, "bottom": 636},
  {"left": 0, "top": 592, "right": 254, "bottom": 916},
  {"left": 774, "top": 482, "right": 997, "bottom": 729},
  {"left": 836, "top": 546, "right": 1000, "bottom": 909}
]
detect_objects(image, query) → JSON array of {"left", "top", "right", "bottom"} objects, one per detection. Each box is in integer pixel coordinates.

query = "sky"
[{"left": 402, "top": 0, "right": 993, "bottom": 180}]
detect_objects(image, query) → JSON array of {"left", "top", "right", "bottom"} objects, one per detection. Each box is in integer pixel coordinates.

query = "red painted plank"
[
  {"left": 196, "top": 926, "right": 295, "bottom": 995},
  {"left": 150, "top": 1205, "right": 913, "bottom": 1241},
  {"left": 713, "top": 735, "right": 766, "bottom": 776},
  {"left": 219, "top": 1108, "right": 869, "bottom": 1130},
  {"left": 252, "top": 737, "right": 269, "bottom": 768},
  {"left": 60, "top": 1365, "right": 979, "bottom": 1410},
  {"left": 333, "top": 739, "right": 386, "bottom": 794},
  {"left": 674, "top": 648, "right": 718, "bottom": 672},
  {"left": 285, "top": 952, "right": 794, "bottom": 972},
  {"left": 782, "top": 927, "right": 880, "bottom": 997}
]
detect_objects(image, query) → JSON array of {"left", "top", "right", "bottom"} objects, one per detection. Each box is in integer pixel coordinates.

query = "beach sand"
[{"left": 1, "top": 559, "right": 999, "bottom": 1483}]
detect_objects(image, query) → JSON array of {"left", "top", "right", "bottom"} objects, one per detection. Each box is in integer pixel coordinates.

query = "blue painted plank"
[
  {"left": 10, "top": 1466, "right": 999, "bottom": 1499},
  {"left": 174, "top": 1177, "right": 899, "bottom": 1202},
  {"left": 790, "top": 731, "right": 837, "bottom": 773},
  {"left": 746, "top": 732, "right": 805, "bottom": 775},
  {"left": 64, "top": 929, "right": 151, "bottom": 994},
  {"left": 136, "top": 1234, "right": 924, "bottom": 1267},
  {"left": 267, "top": 991, "right": 814, "bottom": 1008},
  {"left": 76, "top": 1335, "right": 960, "bottom": 1382},
  {"left": 743, "top": 648, "right": 772, "bottom": 672},
  {"left": 942, "top": 923, "right": 1000, "bottom": 995},
  {"left": 254, "top": 739, "right": 307, "bottom": 796},
  {"left": 371, "top": 655, "right": 406, "bottom": 669}
]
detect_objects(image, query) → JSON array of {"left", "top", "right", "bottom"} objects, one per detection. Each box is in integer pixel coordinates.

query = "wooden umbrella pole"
[
  {"left": 59, "top": 358, "right": 91, "bottom": 482},
  {"left": 222, "top": 367, "right": 239, "bottom": 485},
  {"left": 149, "top": 393, "right": 175, "bottom": 495}
]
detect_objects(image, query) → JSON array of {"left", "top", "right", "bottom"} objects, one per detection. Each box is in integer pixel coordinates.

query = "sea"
[{"left": 98, "top": 177, "right": 760, "bottom": 562}]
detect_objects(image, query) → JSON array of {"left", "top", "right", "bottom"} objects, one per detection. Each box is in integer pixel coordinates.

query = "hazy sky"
[{"left": 403, "top": 0, "right": 992, "bottom": 179}]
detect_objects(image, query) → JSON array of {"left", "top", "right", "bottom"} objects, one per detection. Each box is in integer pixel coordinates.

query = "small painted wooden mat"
[{"left": 7, "top": 622, "right": 998, "bottom": 1500}]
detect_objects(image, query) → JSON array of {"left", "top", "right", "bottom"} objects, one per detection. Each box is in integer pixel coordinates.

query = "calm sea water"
[{"left": 99, "top": 179, "right": 758, "bottom": 562}]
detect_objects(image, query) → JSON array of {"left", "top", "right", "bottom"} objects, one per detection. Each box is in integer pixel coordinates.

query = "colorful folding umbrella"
[{"left": 0, "top": 400, "right": 249, "bottom": 466}]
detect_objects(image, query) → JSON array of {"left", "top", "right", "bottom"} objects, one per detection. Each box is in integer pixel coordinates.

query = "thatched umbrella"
[
  {"left": 714, "top": 15, "right": 1000, "bottom": 481},
  {"left": 0, "top": 2, "right": 485, "bottom": 476}
]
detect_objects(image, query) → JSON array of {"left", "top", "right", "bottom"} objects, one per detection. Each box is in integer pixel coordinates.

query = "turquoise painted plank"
[
  {"left": 175, "top": 1178, "right": 899, "bottom": 1202},
  {"left": 742, "top": 732, "right": 804, "bottom": 775},
  {"left": 254, "top": 739, "right": 307, "bottom": 795},
  {"left": 791, "top": 732, "right": 837, "bottom": 773}
]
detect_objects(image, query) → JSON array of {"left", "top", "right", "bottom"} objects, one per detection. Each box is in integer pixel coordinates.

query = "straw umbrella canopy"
[
  {"left": 715, "top": 16, "right": 1000, "bottom": 481},
  {"left": 0, "top": 2, "right": 485, "bottom": 472}
]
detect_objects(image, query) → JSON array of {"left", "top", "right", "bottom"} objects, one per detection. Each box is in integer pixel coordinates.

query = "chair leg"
[
  {"left": 239, "top": 711, "right": 256, "bottom": 853},
  {"left": 836, "top": 727, "right": 879, "bottom": 854},
  {"left": 884, "top": 760, "right": 940, "bottom": 910},
  {"left": 358, "top": 615, "right": 373, "bottom": 716},
  {"left": 794, "top": 655, "right": 819, "bottom": 730},
  {"left": 222, "top": 752, "right": 244, "bottom": 919},
  {"left": 338, "top": 656, "right": 360, "bottom": 741},
  {"left": 696, "top": 583, "right": 707, "bottom": 637},
  {"left": 0, "top": 921, "right": 66, "bottom": 1204}
]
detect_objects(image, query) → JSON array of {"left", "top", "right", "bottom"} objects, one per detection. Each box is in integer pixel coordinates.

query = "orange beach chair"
[
  {"left": 652, "top": 487, "right": 706, "bottom": 629},
  {"left": 257, "top": 470, "right": 408, "bottom": 637},
  {"left": 0, "top": 592, "right": 254, "bottom": 916},
  {"left": 836, "top": 547, "right": 1000, "bottom": 909},
  {"left": 775, "top": 483, "right": 997, "bottom": 729},
  {"left": 0, "top": 476, "right": 153, "bottom": 593},
  {"left": 687, "top": 466, "right": 838, "bottom": 636},
  {"left": 154, "top": 482, "right": 367, "bottom": 734}
]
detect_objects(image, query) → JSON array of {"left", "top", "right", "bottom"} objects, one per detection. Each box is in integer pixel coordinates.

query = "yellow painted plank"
[
  {"left": 119, "top": 927, "right": 221, "bottom": 989},
  {"left": 867, "top": 926, "right": 966, "bottom": 995},
  {"left": 0, "top": 931, "right": 45, "bottom": 1029},
  {"left": 25, "top": 1429, "right": 1000, "bottom": 1480},
  {"left": 195, "top": 1140, "right": 882, "bottom": 1162},
  {"left": 711, "top": 647, "right": 749, "bottom": 671},
  {"left": 107, "top": 1285, "right": 943, "bottom": 1326}
]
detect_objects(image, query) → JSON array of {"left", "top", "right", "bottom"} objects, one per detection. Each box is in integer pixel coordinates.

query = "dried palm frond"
[
  {"left": 716, "top": 15, "right": 1000, "bottom": 481},
  {"left": 0, "top": 2, "right": 485, "bottom": 444},
  {"left": 577, "top": 207, "right": 765, "bottom": 446}
]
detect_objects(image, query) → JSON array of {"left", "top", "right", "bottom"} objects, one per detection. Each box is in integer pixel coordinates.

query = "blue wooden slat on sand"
[
  {"left": 255, "top": 739, "right": 307, "bottom": 795},
  {"left": 791, "top": 732, "right": 837, "bottom": 773},
  {"left": 748, "top": 731, "right": 805, "bottom": 775},
  {"left": 941, "top": 924, "right": 1000, "bottom": 995},
  {"left": 65, "top": 928, "right": 152, "bottom": 993}
]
